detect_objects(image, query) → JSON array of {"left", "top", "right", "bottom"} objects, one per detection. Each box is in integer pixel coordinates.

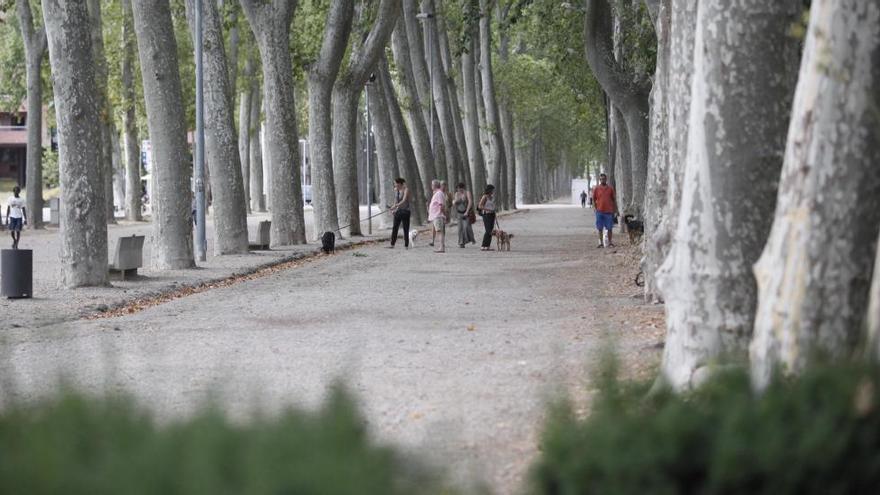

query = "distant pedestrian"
[
  {"left": 591, "top": 173, "right": 617, "bottom": 248},
  {"left": 5, "top": 186, "right": 26, "bottom": 249},
  {"left": 428, "top": 179, "right": 447, "bottom": 253},
  {"left": 580, "top": 190, "right": 587, "bottom": 208},
  {"left": 478, "top": 184, "right": 496, "bottom": 251},
  {"left": 387, "top": 177, "right": 411, "bottom": 249},
  {"left": 454, "top": 182, "right": 475, "bottom": 248}
]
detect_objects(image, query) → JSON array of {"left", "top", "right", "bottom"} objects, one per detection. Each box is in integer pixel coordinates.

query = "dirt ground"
[{"left": 0, "top": 204, "right": 664, "bottom": 494}]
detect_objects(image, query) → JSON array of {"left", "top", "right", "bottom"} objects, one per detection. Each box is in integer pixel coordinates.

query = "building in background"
[{"left": 0, "top": 100, "right": 52, "bottom": 187}]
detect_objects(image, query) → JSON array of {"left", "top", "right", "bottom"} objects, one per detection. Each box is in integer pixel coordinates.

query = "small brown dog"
[{"left": 493, "top": 229, "right": 514, "bottom": 251}]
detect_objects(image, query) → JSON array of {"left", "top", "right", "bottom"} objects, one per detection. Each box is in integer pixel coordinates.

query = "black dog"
[
  {"left": 623, "top": 215, "right": 644, "bottom": 245},
  {"left": 321, "top": 231, "right": 336, "bottom": 253}
]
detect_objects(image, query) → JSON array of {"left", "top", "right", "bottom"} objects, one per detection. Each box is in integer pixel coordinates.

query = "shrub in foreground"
[
  {"left": 529, "top": 363, "right": 880, "bottom": 494},
  {"left": 0, "top": 386, "right": 450, "bottom": 495}
]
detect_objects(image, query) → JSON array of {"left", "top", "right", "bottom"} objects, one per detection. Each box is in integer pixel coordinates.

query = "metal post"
[
  {"left": 365, "top": 85, "right": 372, "bottom": 235},
  {"left": 194, "top": 0, "right": 207, "bottom": 261}
]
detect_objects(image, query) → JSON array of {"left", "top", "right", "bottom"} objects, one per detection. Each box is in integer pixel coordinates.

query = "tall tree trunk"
[
  {"left": 583, "top": 0, "right": 650, "bottom": 217},
  {"left": 514, "top": 126, "right": 527, "bottom": 203},
  {"left": 185, "top": 0, "right": 249, "bottom": 254},
  {"left": 238, "top": 62, "right": 253, "bottom": 214},
  {"left": 870, "top": 231, "right": 880, "bottom": 361},
  {"left": 332, "top": 0, "right": 400, "bottom": 236},
  {"left": 41, "top": 0, "right": 108, "bottom": 287},
  {"left": 612, "top": 107, "right": 631, "bottom": 211},
  {"left": 224, "top": 1, "right": 240, "bottom": 104},
  {"left": 479, "top": 0, "right": 507, "bottom": 193},
  {"left": 461, "top": 31, "right": 486, "bottom": 198},
  {"left": 425, "top": 0, "right": 465, "bottom": 187},
  {"left": 131, "top": 0, "right": 195, "bottom": 269},
  {"left": 111, "top": 129, "right": 125, "bottom": 211},
  {"left": 249, "top": 85, "right": 265, "bottom": 212},
  {"left": 240, "top": 0, "right": 305, "bottom": 246},
  {"left": 86, "top": 0, "right": 115, "bottom": 225},
  {"left": 656, "top": 0, "right": 801, "bottom": 390},
  {"left": 308, "top": 0, "right": 354, "bottom": 239},
  {"left": 750, "top": 0, "right": 880, "bottom": 387},
  {"left": 642, "top": 0, "right": 671, "bottom": 301},
  {"left": 496, "top": 1, "right": 515, "bottom": 209},
  {"left": 402, "top": 0, "right": 447, "bottom": 183},
  {"left": 391, "top": 23, "right": 435, "bottom": 200},
  {"left": 367, "top": 59, "right": 398, "bottom": 229},
  {"left": 16, "top": 0, "right": 47, "bottom": 230},
  {"left": 473, "top": 40, "right": 493, "bottom": 183},
  {"left": 379, "top": 54, "right": 427, "bottom": 224},
  {"left": 646, "top": 0, "right": 696, "bottom": 303},
  {"left": 121, "top": 0, "right": 142, "bottom": 222}
]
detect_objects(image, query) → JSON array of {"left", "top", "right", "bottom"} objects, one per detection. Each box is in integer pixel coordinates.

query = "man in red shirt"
[{"left": 591, "top": 173, "right": 617, "bottom": 248}]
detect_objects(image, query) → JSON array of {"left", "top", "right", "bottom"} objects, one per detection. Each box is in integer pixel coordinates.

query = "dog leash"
[{"left": 332, "top": 208, "right": 393, "bottom": 234}]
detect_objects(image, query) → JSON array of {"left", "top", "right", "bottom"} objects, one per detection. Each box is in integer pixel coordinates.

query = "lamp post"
[{"left": 193, "top": 0, "right": 206, "bottom": 261}]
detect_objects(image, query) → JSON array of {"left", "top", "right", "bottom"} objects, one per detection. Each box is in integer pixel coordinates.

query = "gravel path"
[{"left": 0, "top": 204, "right": 663, "bottom": 494}]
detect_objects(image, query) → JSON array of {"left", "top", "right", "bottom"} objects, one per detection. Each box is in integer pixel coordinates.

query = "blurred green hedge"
[
  {"left": 0, "top": 386, "right": 450, "bottom": 495},
  {"left": 528, "top": 363, "right": 880, "bottom": 495}
]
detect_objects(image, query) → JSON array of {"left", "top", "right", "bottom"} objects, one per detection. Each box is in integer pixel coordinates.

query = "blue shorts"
[
  {"left": 8, "top": 217, "right": 22, "bottom": 232},
  {"left": 595, "top": 212, "right": 614, "bottom": 232}
]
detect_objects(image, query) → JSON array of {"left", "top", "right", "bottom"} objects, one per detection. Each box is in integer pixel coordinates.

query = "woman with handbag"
[
  {"left": 478, "top": 184, "right": 497, "bottom": 251},
  {"left": 453, "top": 183, "right": 475, "bottom": 248}
]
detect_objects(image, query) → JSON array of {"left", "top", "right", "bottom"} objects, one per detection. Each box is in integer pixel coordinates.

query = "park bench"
[
  {"left": 249, "top": 221, "right": 271, "bottom": 250},
  {"left": 108, "top": 234, "right": 145, "bottom": 280}
]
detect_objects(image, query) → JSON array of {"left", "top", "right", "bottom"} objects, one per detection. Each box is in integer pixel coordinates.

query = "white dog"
[{"left": 409, "top": 229, "right": 419, "bottom": 246}]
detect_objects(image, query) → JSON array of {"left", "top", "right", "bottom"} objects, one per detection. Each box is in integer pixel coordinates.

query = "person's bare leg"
[
  {"left": 607, "top": 229, "right": 615, "bottom": 247},
  {"left": 597, "top": 230, "right": 604, "bottom": 248}
]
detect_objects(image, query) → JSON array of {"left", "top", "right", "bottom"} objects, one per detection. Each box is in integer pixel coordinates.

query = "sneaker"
[
  {"left": 429, "top": 242, "right": 434, "bottom": 247},
  {"left": 385, "top": 245, "right": 395, "bottom": 249},
  {"left": 596, "top": 243, "right": 604, "bottom": 249}
]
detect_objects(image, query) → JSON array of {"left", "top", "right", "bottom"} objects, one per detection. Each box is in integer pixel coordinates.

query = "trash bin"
[{"left": 1, "top": 249, "right": 33, "bottom": 299}]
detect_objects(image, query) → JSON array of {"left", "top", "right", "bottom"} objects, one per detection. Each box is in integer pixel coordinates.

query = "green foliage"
[
  {"left": 0, "top": 11, "right": 27, "bottom": 113},
  {"left": 0, "top": 385, "right": 453, "bottom": 495},
  {"left": 529, "top": 363, "right": 880, "bottom": 494},
  {"left": 41, "top": 147, "right": 58, "bottom": 188}
]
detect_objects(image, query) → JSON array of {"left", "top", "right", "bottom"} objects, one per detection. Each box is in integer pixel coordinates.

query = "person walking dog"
[{"left": 478, "top": 185, "right": 497, "bottom": 251}]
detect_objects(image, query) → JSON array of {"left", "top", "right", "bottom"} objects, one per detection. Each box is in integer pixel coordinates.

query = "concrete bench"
[
  {"left": 109, "top": 234, "right": 145, "bottom": 280},
  {"left": 249, "top": 221, "right": 271, "bottom": 250}
]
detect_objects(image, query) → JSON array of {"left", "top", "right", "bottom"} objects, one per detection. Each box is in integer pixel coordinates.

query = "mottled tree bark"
[
  {"left": 249, "top": 84, "right": 265, "bottom": 212},
  {"left": 332, "top": 0, "right": 400, "bottom": 236},
  {"left": 238, "top": 64, "right": 252, "bottom": 213},
  {"left": 16, "top": 0, "right": 47, "bottom": 230},
  {"left": 642, "top": 0, "right": 671, "bottom": 301},
  {"left": 645, "top": 0, "right": 696, "bottom": 303},
  {"left": 657, "top": 0, "right": 801, "bottom": 390},
  {"left": 391, "top": 23, "right": 435, "bottom": 200},
  {"left": 308, "top": 0, "right": 354, "bottom": 239},
  {"left": 750, "top": 0, "right": 880, "bottom": 387},
  {"left": 424, "top": 0, "right": 464, "bottom": 186},
  {"left": 367, "top": 59, "right": 398, "bottom": 229},
  {"left": 85, "top": 0, "right": 116, "bottom": 224},
  {"left": 379, "top": 54, "right": 427, "bottom": 224},
  {"left": 132, "top": 0, "right": 195, "bottom": 269},
  {"left": 479, "top": 0, "right": 507, "bottom": 194},
  {"left": 185, "top": 0, "right": 249, "bottom": 254},
  {"left": 497, "top": 2, "right": 515, "bottom": 210},
  {"left": 612, "top": 107, "right": 631, "bottom": 211},
  {"left": 461, "top": 31, "right": 486, "bottom": 198},
  {"left": 121, "top": 0, "right": 142, "bottom": 222},
  {"left": 240, "top": 0, "right": 306, "bottom": 246},
  {"left": 41, "top": 0, "right": 108, "bottom": 287},
  {"left": 870, "top": 230, "right": 880, "bottom": 360},
  {"left": 402, "top": 0, "right": 447, "bottom": 183}
]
